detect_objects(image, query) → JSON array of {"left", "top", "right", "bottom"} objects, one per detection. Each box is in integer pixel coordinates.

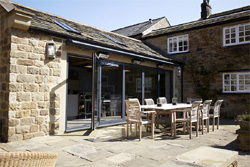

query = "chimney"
[
  {"left": 201, "top": 0, "right": 212, "bottom": 19},
  {"left": 149, "top": 19, "right": 152, "bottom": 24}
]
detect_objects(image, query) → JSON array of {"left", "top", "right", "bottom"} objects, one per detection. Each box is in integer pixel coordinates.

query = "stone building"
[
  {"left": 116, "top": 1, "right": 250, "bottom": 118},
  {"left": 0, "top": 0, "right": 182, "bottom": 142}
]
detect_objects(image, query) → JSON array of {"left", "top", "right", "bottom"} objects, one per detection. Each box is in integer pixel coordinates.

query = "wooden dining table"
[{"left": 140, "top": 103, "right": 192, "bottom": 137}]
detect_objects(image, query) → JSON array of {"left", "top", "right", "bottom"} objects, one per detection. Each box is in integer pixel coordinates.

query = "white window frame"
[
  {"left": 167, "top": 34, "right": 189, "bottom": 54},
  {"left": 223, "top": 72, "right": 250, "bottom": 93},
  {"left": 223, "top": 23, "right": 250, "bottom": 46}
]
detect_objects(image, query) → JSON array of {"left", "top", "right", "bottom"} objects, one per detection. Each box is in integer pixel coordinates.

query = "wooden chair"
[
  {"left": 199, "top": 100, "right": 212, "bottom": 134},
  {"left": 156, "top": 97, "right": 168, "bottom": 127},
  {"left": 144, "top": 98, "right": 155, "bottom": 105},
  {"left": 157, "top": 97, "right": 167, "bottom": 104},
  {"left": 209, "top": 100, "right": 223, "bottom": 131},
  {"left": 125, "top": 100, "right": 155, "bottom": 141},
  {"left": 175, "top": 101, "right": 202, "bottom": 139},
  {"left": 0, "top": 152, "right": 58, "bottom": 167}
]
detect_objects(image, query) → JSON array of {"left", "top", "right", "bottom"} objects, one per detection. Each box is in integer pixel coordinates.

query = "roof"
[
  {"left": 143, "top": 5, "right": 250, "bottom": 38},
  {"left": 112, "top": 17, "right": 170, "bottom": 37},
  {"left": 5, "top": 1, "right": 180, "bottom": 64}
]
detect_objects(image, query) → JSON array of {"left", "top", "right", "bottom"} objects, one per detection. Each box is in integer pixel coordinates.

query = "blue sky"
[{"left": 12, "top": 0, "right": 249, "bottom": 31}]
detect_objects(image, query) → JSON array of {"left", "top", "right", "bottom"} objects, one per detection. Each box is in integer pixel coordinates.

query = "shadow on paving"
[{"left": 211, "top": 139, "right": 250, "bottom": 156}]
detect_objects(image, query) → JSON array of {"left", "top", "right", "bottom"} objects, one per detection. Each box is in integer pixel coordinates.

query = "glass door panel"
[
  {"left": 125, "top": 66, "right": 142, "bottom": 103},
  {"left": 144, "top": 69, "right": 158, "bottom": 103},
  {"left": 101, "top": 61, "right": 123, "bottom": 123},
  {"left": 159, "top": 70, "right": 172, "bottom": 102},
  {"left": 66, "top": 56, "right": 93, "bottom": 131}
]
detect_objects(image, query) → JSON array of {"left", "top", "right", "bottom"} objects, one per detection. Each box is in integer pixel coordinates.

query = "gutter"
[{"left": 66, "top": 39, "right": 179, "bottom": 66}]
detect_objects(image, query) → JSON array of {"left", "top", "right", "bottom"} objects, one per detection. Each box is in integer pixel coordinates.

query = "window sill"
[{"left": 167, "top": 51, "right": 190, "bottom": 55}]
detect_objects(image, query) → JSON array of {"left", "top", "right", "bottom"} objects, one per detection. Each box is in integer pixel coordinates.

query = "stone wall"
[
  {"left": 0, "top": 6, "right": 11, "bottom": 142},
  {"left": 145, "top": 20, "right": 250, "bottom": 118},
  {"left": 7, "top": 28, "right": 62, "bottom": 142}
]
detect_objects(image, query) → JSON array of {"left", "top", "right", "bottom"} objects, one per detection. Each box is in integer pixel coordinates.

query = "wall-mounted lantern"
[
  {"left": 47, "top": 40, "right": 56, "bottom": 58},
  {"left": 132, "top": 59, "right": 141, "bottom": 65},
  {"left": 177, "top": 66, "right": 181, "bottom": 77},
  {"left": 157, "top": 63, "right": 164, "bottom": 69}
]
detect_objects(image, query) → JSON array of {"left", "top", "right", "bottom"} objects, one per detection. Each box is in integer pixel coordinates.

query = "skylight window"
[
  {"left": 101, "top": 33, "right": 126, "bottom": 46},
  {"left": 52, "top": 19, "right": 80, "bottom": 34}
]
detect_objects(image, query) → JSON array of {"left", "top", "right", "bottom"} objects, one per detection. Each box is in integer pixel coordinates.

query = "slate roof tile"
[{"left": 11, "top": 2, "right": 178, "bottom": 63}]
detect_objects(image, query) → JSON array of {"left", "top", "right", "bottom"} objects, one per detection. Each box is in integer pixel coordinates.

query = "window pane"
[
  {"left": 225, "top": 29, "right": 229, "bottom": 34},
  {"left": 239, "top": 75, "right": 244, "bottom": 79},
  {"left": 224, "top": 81, "right": 230, "bottom": 85},
  {"left": 239, "top": 37, "right": 244, "bottom": 42},
  {"left": 246, "top": 36, "right": 250, "bottom": 41},
  {"left": 245, "top": 31, "right": 250, "bottom": 36},
  {"left": 239, "top": 80, "right": 244, "bottom": 84},
  {"left": 231, "top": 28, "right": 235, "bottom": 33},
  {"left": 245, "top": 80, "right": 250, "bottom": 84},
  {"left": 184, "top": 46, "right": 188, "bottom": 51},
  {"left": 246, "top": 25, "right": 250, "bottom": 30},
  {"left": 245, "top": 85, "right": 250, "bottom": 90},
  {"left": 224, "top": 74, "right": 230, "bottom": 80},
  {"left": 245, "top": 74, "right": 250, "bottom": 79},
  {"left": 226, "top": 40, "right": 230, "bottom": 44},
  {"left": 231, "top": 33, "right": 235, "bottom": 38},
  {"left": 231, "top": 80, "right": 237, "bottom": 85},
  {"left": 231, "top": 74, "right": 236, "bottom": 79},
  {"left": 224, "top": 86, "right": 230, "bottom": 91},
  {"left": 239, "top": 32, "right": 244, "bottom": 37},
  {"left": 239, "top": 26, "right": 244, "bottom": 31},
  {"left": 239, "top": 85, "right": 244, "bottom": 90},
  {"left": 231, "top": 86, "right": 236, "bottom": 91},
  {"left": 225, "top": 34, "right": 230, "bottom": 38}
]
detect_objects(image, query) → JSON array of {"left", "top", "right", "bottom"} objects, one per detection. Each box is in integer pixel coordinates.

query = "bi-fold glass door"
[{"left": 66, "top": 54, "right": 173, "bottom": 131}]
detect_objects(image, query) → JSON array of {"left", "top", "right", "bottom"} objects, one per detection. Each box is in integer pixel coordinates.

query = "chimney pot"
[{"left": 201, "top": 0, "right": 212, "bottom": 19}]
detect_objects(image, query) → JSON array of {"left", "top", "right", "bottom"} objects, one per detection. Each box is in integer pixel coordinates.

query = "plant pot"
[{"left": 239, "top": 120, "right": 250, "bottom": 131}]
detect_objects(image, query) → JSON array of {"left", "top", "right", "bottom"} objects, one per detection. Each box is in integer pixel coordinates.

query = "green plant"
[{"left": 242, "top": 115, "right": 250, "bottom": 121}]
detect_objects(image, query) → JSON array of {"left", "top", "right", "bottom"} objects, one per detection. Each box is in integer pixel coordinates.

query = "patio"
[{"left": 0, "top": 119, "right": 249, "bottom": 167}]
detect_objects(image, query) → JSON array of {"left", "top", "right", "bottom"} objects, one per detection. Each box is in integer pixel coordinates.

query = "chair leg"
[
  {"left": 135, "top": 123, "right": 137, "bottom": 137},
  {"left": 202, "top": 119, "right": 204, "bottom": 135},
  {"left": 212, "top": 117, "right": 215, "bottom": 131},
  {"left": 189, "top": 122, "right": 192, "bottom": 139},
  {"left": 139, "top": 124, "right": 142, "bottom": 141},
  {"left": 183, "top": 122, "right": 186, "bottom": 134},
  {"left": 206, "top": 119, "right": 209, "bottom": 133},
  {"left": 156, "top": 114, "right": 159, "bottom": 128},
  {"left": 217, "top": 117, "right": 219, "bottom": 129},
  {"left": 196, "top": 122, "right": 198, "bottom": 137},
  {"left": 127, "top": 122, "right": 129, "bottom": 138}
]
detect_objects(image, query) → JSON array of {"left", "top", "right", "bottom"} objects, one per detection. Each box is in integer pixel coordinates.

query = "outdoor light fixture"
[
  {"left": 177, "top": 66, "right": 181, "bottom": 77},
  {"left": 132, "top": 59, "right": 141, "bottom": 65},
  {"left": 98, "top": 53, "right": 109, "bottom": 59},
  {"left": 157, "top": 63, "right": 164, "bottom": 69},
  {"left": 46, "top": 40, "right": 56, "bottom": 58}
]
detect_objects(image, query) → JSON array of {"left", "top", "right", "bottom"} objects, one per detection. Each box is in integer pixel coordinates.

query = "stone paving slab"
[
  {"left": 177, "top": 146, "right": 238, "bottom": 167},
  {"left": 0, "top": 119, "right": 249, "bottom": 167}
]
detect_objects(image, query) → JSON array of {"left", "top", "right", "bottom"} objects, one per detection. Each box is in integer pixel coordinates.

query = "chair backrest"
[
  {"left": 202, "top": 100, "right": 212, "bottom": 116},
  {"left": 125, "top": 100, "right": 141, "bottom": 122},
  {"left": 144, "top": 98, "right": 155, "bottom": 105},
  {"left": 190, "top": 98, "right": 202, "bottom": 103},
  {"left": 190, "top": 101, "right": 202, "bottom": 121},
  {"left": 214, "top": 100, "right": 223, "bottom": 116},
  {"left": 157, "top": 97, "right": 167, "bottom": 104},
  {"left": 128, "top": 98, "right": 140, "bottom": 104}
]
